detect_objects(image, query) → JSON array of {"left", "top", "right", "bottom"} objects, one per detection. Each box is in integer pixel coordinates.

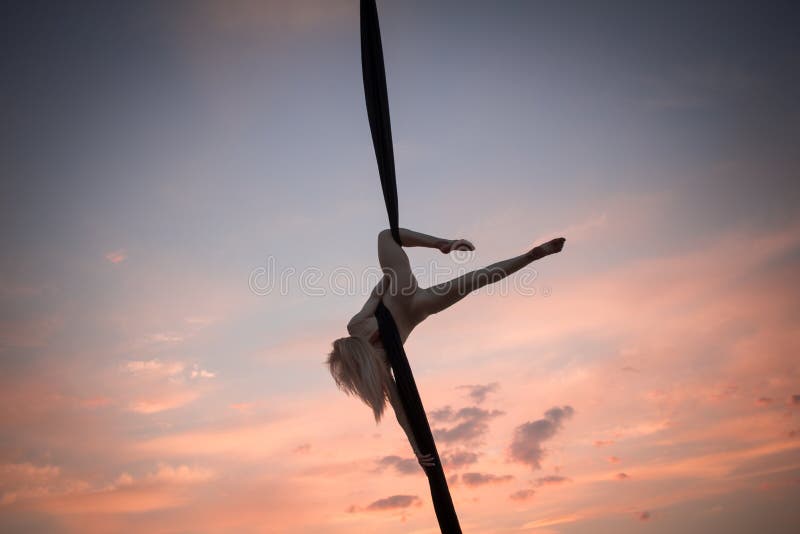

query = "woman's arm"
[
  {"left": 347, "top": 274, "right": 389, "bottom": 331},
  {"left": 396, "top": 228, "right": 475, "bottom": 254}
]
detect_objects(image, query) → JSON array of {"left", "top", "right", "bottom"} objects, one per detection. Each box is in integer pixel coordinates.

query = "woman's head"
[{"left": 326, "top": 335, "right": 392, "bottom": 422}]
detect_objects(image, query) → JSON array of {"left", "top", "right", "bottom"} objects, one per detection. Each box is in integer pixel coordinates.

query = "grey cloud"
[
  {"left": 509, "top": 405, "right": 574, "bottom": 470},
  {"left": 433, "top": 406, "right": 504, "bottom": 443},
  {"left": 377, "top": 455, "right": 419, "bottom": 475},
  {"left": 510, "top": 488, "right": 536, "bottom": 501},
  {"left": 534, "top": 475, "right": 570, "bottom": 486},
  {"left": 434, "top": 420, "right": 487, "bottom": 443},
  {"left": 365, "top": 494, "right": 421, "bottom": 511},
  {"left": 544, "top": 406, "right": 574, "bottom": 424},
  {"left": 432, "top": 406, "right": 505, "bottom": 444},
  {"left": 441, "top": 449, "right": 479, "bottom": 469},
  {"left": 455, "top": 406, "right": 502, "bottom": 420},
  {"left": 457, "top": 382, "right": 500, "bottom": 403},
  {"left": 429, "top": 405, "right": 454, "bottom": 422},
  {"left": 461, "top": 472, "right": 514, "bottom": 487}
]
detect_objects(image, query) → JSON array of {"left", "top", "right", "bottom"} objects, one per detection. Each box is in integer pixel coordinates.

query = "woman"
[{"left": 326, "top": 228, "right": 565, "bottom": 467}]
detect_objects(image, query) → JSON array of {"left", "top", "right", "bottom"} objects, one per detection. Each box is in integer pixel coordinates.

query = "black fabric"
[
  {"left": 360, "top": 0, "right": 401, "bottom": 246},
  {"left": 361, "top": 1, "right": 462, "bottom": 532},
  {"left": 375, "top": 301, "right": 462, "bottom": 533}
]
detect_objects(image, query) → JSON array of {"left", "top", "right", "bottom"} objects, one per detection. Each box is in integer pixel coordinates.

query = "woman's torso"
[{"left": 350, "top": 293, "right": 426, "bottom": 351}]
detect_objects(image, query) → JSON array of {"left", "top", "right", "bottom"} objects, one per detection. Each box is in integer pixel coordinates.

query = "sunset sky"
[{"left": 2, "top": 1, "right": 799, "bottom": 532}]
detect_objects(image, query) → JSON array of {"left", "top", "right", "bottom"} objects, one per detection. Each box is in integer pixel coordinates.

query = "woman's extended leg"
[{"left": 417, "top": 237, "right": 565, "bottom": 316}]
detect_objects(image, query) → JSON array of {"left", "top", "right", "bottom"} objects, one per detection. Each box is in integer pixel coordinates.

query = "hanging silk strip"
[{"left": 360, "top": 1, "right": 462, "bottom": 532}]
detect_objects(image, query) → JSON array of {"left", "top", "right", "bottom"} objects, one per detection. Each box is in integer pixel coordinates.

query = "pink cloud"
[
  {"left": 127, "top": 390, "right": 200, "bottom": 414},
  {"left": 145, "top": 463, "right": 214, "bottom": 484},
  {"left": 0, "top": 462, "right": 91, "bottom": 506},
  {"left": 104, "top": 249, "right": 128, "bottom": 264},
  {"left": 521, "top": 513, "right": 583, "bottom": 529},
  {"left": 2, "top": 461, "right": 215, "bottom": 517},
  {"left": 190, "top": 364, "right": 215, "bottom": 379}
]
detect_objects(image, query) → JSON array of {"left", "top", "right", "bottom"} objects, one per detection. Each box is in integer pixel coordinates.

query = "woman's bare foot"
[{"left": 528, "top": 237, "right": 566, "bottom": 260}]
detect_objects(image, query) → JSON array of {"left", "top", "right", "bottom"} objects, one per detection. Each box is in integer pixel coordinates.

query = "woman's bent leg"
[{"left": 378, "top": 229, "right": 418, "bottom": 297}]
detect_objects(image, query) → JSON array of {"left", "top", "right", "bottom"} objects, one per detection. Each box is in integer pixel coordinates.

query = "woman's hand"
[{"left": 438, "top": 239, "right": 475, "bottom": 254}]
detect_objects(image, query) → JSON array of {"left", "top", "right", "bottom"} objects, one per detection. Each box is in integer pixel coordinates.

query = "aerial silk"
[
  {"left": 374, "top": 301, "right": 462, "bottom": 532},
  {"left": 361, "top": 1, "right": 462, "bottom": 532},
  {"left": 360, "top": 0, "right": 401, "bottom": 247}
]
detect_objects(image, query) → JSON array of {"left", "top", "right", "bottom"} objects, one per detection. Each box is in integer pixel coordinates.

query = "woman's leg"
[
  {"left": 417, "top": 237, "right": 565, "bottom": 316},
  {"left": 378, "top": 229, "right": 418, "bottom": 297}
]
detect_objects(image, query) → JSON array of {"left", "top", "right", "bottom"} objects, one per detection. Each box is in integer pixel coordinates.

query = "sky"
[{"left": 1, "top": 0, "right": 799, "bottom": 532}]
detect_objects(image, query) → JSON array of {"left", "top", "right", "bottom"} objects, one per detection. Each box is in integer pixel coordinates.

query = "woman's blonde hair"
[{"left": 326, "top": 336, "right": 393, "bottom": 422}]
